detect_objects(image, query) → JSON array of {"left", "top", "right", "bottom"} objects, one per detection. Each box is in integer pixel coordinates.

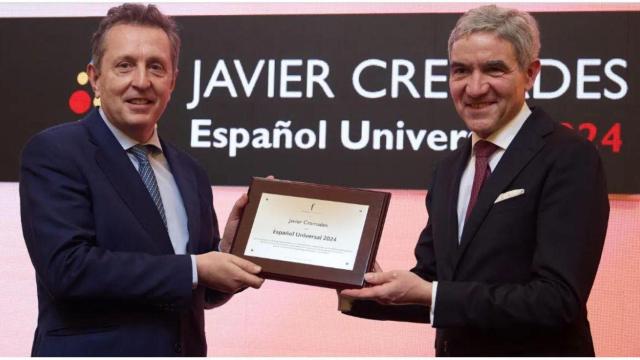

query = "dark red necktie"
[{"left": 466, "top": 140, "right": 499, "bottom": 221}]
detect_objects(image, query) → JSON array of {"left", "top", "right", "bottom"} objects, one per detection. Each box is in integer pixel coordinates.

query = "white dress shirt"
[
  {"left": 99, "top": 108, "right": 198, "bottom": 287},
  {"left": 430, "top": 103, "right": 532, "bottom": 325}
]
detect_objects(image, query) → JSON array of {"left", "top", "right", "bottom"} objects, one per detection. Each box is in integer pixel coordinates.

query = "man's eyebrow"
[
  {"left": 112, "top": 54, "right": 134, "bottom": 62},
  {"left": 147, "top": 55, "right": 169, "bottom": 63},
  {"left": 450, "top": 61, "right": 468, "bottom": 68},
  {"left": 483, "top": 60, "right": 510, "bottom": 69}
]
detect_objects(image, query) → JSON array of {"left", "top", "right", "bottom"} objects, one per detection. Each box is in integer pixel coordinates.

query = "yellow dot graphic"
[
  {"left": 77, "top": 71, "right": 89, "bottom": 86},
  {"left": 93, "top": 97, "right": 101, "bottom": 107}
]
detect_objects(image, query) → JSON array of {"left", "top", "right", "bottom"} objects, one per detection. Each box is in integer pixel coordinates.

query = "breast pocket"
[{"left": 490, "top": 191, "right": 529, "bottom": 215}]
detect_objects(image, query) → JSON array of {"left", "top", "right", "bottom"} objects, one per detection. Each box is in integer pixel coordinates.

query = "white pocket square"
[{"left": 494, "top": 189, "right": 525, "bottom": 204}]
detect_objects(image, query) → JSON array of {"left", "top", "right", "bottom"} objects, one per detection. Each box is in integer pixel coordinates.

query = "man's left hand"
[
  {"left": 340, "top": 270, "right": 432, "bottom": 306},
  {"left": 220, "top": 193, "right": 248, "bottom": 253}
]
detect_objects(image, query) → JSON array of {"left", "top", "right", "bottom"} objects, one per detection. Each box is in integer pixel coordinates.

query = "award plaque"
[{"left": 231, "top": 177, "right": 391, "bottom": 289}]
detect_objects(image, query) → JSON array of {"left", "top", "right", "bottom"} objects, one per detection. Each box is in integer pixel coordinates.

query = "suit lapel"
[
  {"left": 455, "top": 108, "right": 554, "bottom": 270},
  {"left": 84, "top": 110, "right": 175, "bottom": 254},
  {"left": 162, "top": 141, "right": 201, "bottom": 254},
  {"left": 441, "top": 138, "right": 471, "bottom": 277}
]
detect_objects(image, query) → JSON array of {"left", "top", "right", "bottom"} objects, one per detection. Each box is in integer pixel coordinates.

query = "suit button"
[{"left": 174, "top": 343, "right": 182, "bottom": 353}]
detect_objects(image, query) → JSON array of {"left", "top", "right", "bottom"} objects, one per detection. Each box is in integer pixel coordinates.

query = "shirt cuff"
[
  {"left": 190, "top": 254, "right": 198, "bottom": 289},
  {"left": 430, "top": 280, "right": 438, "bottom": 325}
]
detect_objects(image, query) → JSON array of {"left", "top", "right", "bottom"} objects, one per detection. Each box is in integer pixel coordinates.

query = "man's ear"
[
  {"left": 87, "top": 62, "right": 101, "bottom": 98},
  {"left": 525, "top": 59, "right": 541, "bottom": 90}
]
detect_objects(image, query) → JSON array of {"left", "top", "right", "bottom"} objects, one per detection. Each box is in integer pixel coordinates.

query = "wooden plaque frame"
[{"left": 231, "top": 177, "right": 390, "bottom": 289}]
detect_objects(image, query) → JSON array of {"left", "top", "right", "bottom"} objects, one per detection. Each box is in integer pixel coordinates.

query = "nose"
[
  {"left": 465, "top": 71, "right": 489, "bottom": 98},
  {"left": 131, "top": 67, "right": 151, "bottom": 89}
]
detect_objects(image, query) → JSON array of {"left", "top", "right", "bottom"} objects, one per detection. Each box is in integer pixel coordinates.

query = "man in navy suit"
[
  {"left": 20, "top": 4, "right": 264, "bottom": 356},
  {"left": 341, "top": 5, "right": 609, "bottom": 356}
]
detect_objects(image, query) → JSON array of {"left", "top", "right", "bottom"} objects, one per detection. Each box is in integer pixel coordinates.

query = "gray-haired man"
[{"left": 341, "top": 5, "right": 609, "bottom": 356}]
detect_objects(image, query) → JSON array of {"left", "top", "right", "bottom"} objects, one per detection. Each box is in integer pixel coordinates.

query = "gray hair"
[{"left": 448, "top": 5, "right": 541, "bottom": 69}]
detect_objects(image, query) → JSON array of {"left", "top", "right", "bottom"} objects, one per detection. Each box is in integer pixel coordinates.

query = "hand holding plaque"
[
  {"left": 231, "top": 177, "right": 390, "bottom": 289},
  {"left": 219, "top": 193, "right": 249, "bottom": 253}
]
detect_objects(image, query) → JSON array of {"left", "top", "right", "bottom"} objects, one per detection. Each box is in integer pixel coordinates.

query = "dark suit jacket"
[
  {"left": 20, "top": 109, "right": 227, "bottom": 356},
  {"left": 346, "top": 107, "right": 609, "bottom": 356}
]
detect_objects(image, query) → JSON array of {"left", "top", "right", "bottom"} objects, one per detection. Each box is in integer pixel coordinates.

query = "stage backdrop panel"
[{"left": 1, "top": 11, "right": 639, "bottom": 193}]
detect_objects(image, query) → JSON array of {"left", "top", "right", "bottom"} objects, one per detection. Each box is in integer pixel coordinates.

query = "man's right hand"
[
  {"left": 340, "top": 270, "right": 432, "bottom": 306},
  {"left": 337, "top": 261, "right": 383, "bottom": 312},
  {"left": 195, "top": 252, "right": 264, "bottom": 293}
]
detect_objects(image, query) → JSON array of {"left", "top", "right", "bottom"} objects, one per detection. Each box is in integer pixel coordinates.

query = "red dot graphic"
[{"left": 69, "top": 90, "right": 91, "bottom": 114}]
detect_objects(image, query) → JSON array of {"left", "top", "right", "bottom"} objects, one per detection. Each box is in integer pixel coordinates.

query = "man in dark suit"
[
  {"left": 20, "top": 4, "right": 264, "bottom": 356},
  {"left": 340, "top": 5, "right": 609, "bottom": 356}
]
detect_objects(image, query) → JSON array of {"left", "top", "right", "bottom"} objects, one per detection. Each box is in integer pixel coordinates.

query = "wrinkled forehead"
[
  {"left": 450, "top": 32, "right": 518, "bottom": 63},
  {"left": 101, "top": 23, "right": 172, "bottom": 59},
  {"left": 103, "top": 23, "right": 168, "bottom": 44}
]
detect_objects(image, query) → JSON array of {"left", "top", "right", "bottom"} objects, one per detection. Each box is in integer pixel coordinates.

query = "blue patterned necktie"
[{"left": 129, "top": 145, "right": 167, "bottom": 228}]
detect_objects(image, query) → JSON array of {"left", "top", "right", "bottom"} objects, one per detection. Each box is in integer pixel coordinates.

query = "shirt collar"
[
  {"left": 98, "top": 107, "right": 163, "bottom": 152},
  {"left": 471, "top": 102, "right": 531, "bottom": 151}
]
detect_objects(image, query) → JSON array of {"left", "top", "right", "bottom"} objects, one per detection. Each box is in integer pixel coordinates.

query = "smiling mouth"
[
  {"left": 127, "top": 98, "right": 153, "bottom": 105},
  {"left": 467, "top": 102, "right": 495, "bottom": 109}
]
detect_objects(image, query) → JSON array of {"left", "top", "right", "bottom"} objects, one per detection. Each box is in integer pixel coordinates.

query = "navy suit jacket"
[
  {"left": 346, "top": 107, "right": 609, "bottom": 356},
  {"left": 20, "top": 109, "right": 226, "bottom": 356}
]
